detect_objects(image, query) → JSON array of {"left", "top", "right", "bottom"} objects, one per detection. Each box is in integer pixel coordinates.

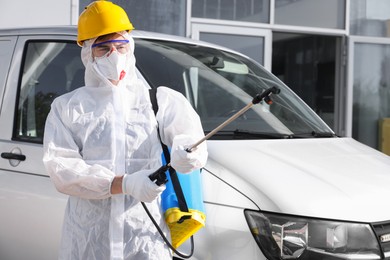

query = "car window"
[
  {"left": 14, "top": 40, "right": 84, "bottom": 143},
  {"left": 12, "top": 38, "right": 333, "bottom": 145}
]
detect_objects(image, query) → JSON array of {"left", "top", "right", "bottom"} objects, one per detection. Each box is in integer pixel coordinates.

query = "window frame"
[{"left": 13, "top": 39, "right": 82, "bottom": 144}]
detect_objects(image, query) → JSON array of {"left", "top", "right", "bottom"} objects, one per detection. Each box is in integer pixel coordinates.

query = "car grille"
[{"left": 373, "top": 221, "right": 390, "bottom": 259}]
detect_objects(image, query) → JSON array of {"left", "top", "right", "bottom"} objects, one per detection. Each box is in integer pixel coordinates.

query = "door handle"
[{"left": 1, "top": 152, "right": 26, "bottom": 161}]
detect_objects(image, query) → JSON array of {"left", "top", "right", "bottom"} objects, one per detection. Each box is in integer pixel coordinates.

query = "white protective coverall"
[{"left": 43, "top": 32, "right": 207, "bottom": 260}]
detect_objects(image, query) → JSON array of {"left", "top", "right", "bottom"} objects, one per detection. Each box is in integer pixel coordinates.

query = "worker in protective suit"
[{"left": 42, "top": 1, "right": 208, "bottom": 259}]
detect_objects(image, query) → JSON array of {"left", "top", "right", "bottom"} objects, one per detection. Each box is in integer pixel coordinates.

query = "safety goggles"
[{"left": 92, "top": 39, "right": 130, "bottom": 58}]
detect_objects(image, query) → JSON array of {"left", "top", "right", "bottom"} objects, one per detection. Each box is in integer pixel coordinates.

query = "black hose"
[{"left": 141, "top": 202, "right": 194, "bottom": 259}]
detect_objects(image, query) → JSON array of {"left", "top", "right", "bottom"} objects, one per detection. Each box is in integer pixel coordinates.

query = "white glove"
[
  {"left": 171, "top": 134, "right": 205, "bottom": 173},
  {"left": 122, "top": 169, "right": 166, "bottom": 202}
]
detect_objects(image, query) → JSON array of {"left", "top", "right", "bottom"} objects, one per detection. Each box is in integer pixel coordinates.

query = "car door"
[{"left": 0, "top": 34, "right": 84, "bottom": 260}]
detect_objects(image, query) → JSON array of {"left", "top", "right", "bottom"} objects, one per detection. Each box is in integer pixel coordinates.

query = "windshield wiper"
[
  {"left": 234, "top": 129, "right": 294, "bottom": 139},
  {"left": 206, "top": 129, "right": 337, "bottom": 140},
  {"left": 291, "top": 131, "right": 337, "bottom": 138},
  {"left": 206, "top": 129, "right": 293, "bottom": 139}
]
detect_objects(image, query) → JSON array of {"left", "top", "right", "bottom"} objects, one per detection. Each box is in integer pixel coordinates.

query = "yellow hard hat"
[{"left": 77, "top": 0, "right": 134, "bottom": 46}]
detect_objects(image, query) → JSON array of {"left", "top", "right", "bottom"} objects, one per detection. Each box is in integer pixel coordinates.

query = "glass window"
[
  {"left": 80, "top": 0, "right": 186, "bottom": 36},
  {"left": 350, "top": 0, "right": 390, "bottom": 37},
  {"left": 200, "top": 32, "right": 264, "bottom": 65},
  {"left": 272, "top": 33, "right": 337, "bottom": 129},
  {"left": 352, "top": 43, "right": 390, "bottom": 149},
  {"left": 15, "top": 41, "right": 84, "bottom": 143},
  {"left": 274, "top": 0, "right": 346, "bottom": 29},
  {"left": 192, "top": 0, "right": 270, "bottom": 24}
]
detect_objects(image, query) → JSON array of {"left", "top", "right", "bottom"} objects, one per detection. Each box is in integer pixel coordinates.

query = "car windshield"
[{"left": 134, "top": 39, "right": 334, "bottom": 139}]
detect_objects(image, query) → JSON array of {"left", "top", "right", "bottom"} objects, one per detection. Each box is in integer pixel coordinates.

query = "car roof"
[{"left": 0, "top": 25, "right": 243, "bottom": 56}]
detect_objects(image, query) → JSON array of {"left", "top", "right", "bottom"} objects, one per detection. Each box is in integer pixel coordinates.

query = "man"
[{"left": 42, "top": 1, "right": 207, "bottom": 259}]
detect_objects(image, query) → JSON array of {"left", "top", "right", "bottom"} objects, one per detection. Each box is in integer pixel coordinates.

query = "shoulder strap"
[
  {"left": 149, "top": 88, "right": 159, "bottom": 118},
  {"left": 149, "top": 88, "right": 189, "bottom": 213}
]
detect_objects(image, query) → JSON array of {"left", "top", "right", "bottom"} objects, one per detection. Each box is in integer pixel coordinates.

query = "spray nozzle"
[{"left": 252, "top": 86, "right": 280, "bottom": 105}]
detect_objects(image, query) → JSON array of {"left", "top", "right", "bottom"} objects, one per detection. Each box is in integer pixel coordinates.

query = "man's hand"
[
  {"left": 171, "top": 134, "right": 204, "bottom": 173},
  {"left": 122, "top": 169, "right": 166, "bottom": 202}
]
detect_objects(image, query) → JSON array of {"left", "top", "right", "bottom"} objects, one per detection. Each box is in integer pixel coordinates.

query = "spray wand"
[{"left": 149, "top": 86, "right": 280, "bottom": 184}]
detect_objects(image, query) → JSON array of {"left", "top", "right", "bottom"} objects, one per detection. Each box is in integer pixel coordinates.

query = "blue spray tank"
[{"left": 161, "top": 155, "right": 205, "bottom": 249}]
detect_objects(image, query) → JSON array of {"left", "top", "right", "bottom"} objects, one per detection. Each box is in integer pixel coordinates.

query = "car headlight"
[{"left": 244, "top": 209, "right": 382, "bottom": 259}]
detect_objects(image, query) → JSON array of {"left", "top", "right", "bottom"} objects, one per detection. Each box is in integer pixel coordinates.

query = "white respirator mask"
[{"left": 92, "top": 39, "right": 130, "bottom": 81}]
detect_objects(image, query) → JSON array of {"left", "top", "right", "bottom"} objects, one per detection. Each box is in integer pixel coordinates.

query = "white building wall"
[{"left": 0, "top": 0, "right": 78, "bottom": 29}]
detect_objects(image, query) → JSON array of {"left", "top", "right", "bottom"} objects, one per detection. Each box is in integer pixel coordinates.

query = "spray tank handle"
[{"left": 149, "top": 164, "right": 170, "bottom": 186}]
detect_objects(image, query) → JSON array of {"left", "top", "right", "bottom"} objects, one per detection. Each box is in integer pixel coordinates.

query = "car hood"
[{"left": 205, "top": 137, "right": 390, "bottom": 222}]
